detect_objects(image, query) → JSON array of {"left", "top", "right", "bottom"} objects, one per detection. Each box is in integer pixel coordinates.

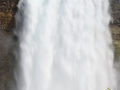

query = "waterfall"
[{"left": 14, "top": 0, "right": 117, "bottom": 90}]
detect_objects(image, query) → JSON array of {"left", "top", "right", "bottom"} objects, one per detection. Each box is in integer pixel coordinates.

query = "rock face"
[
  {"left": 111, "top": 0, "right": 120, "bottom": 25},
  {"left": 0, "top": 1, "right": 18, "bottom": 90},
  {"left": 111, "top": 25, "right": 120, "bottom": 61},
  {"left": 0, "top": 0, "right": 18, "bottom": 32},
  {"left": 111, "top": 0, "right": 120, "bottom": 61},
  {"left": 0, "top": 31, "right": 15, "bottom": 90}
]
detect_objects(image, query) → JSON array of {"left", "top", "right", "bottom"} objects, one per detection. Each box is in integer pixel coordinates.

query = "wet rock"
[{"left": 111, "top": 0, "right": 120, "bottom": 25}]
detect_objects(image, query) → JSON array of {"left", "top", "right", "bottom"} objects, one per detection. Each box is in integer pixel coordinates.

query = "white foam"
[{"left": 15, "top": 0, "right": 117, "bottom": 90}]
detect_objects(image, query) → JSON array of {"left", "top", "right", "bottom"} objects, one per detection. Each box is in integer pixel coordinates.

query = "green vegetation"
[{"left": 107, "top": 87, "right": 111, "bottom": 90}]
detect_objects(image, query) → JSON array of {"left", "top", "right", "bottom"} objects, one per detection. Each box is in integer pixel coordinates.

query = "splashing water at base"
[{"left": 15, "top": 0, "right": 117, "bottom": 90}]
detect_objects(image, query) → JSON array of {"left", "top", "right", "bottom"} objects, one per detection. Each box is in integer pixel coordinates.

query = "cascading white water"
[{"left": 15, "top": 0, "right": 117, "bottom": 90}]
